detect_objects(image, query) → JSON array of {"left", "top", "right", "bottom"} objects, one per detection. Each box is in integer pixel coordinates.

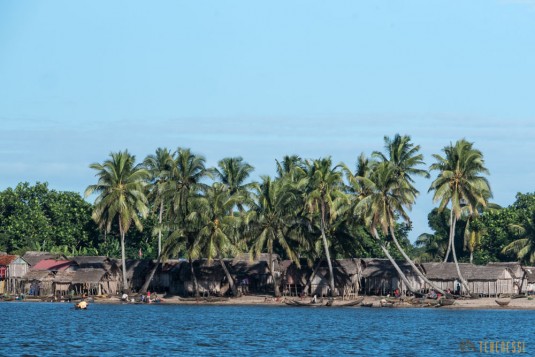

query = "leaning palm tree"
[
  {"left": 304, "top": 157, "right": 348, "bottom": 296},
  {"left": 429, "top": 139, "right": 492, "bottom": 294},
  {"left": 354, "top": 161, "right": 444, "bottom": 295},
  {"left": 85, "top": 150, "right": 149, "bottom": 292},
  {"left": 249, "top": 176, "right": 307, "bottom": 297},
  {"left": 368, "top": 135, "right": 446, "bottom": 293}
]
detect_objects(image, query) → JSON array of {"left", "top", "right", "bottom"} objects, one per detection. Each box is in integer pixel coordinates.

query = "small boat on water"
[
  {"left": 495, "top": 299, "right": 511, "bottom": 307},
  {"left": 74, "top": 301, "right": 88, "bottom": 310},
  {"left": 360, "top": 303, "right": 374, "bottom": 307},
  {"left": 285, "top": 296, "right": 364, "bottom": 307}
]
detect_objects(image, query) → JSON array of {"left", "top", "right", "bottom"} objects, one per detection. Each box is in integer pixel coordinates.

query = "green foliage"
[{"left": 0, "top": 182, "right": 99, "bottom": 255}]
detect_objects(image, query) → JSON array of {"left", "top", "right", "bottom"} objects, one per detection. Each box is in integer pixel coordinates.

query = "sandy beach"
[{"left": 88, "top": 294, "right": 535, "bottom": 310}]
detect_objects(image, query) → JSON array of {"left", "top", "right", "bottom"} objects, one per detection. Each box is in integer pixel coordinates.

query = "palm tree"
[
  {"left": 144, "top": 148, "right": 174, "bottom": 256},
  {"left": 354, "top": 161, "right": 428, "bottom": 294},
  {"left": 194, "top": 183, "right": 241, "bottom": 296},
  {"left": 165, "top": 147, "right": 213, "bottom": 297},
  {"left": 139, "top": 148, "right": 174, "bottom": 293},
  {"left": 215, "top": 157, "right": 255, "bottom": 212},
  {"left": 85, "top": 150, "right": 149, "bottom": 292},
  {"left": 429, "top": 139, "right": 492, "bottom": 294},
  {"left": 369, "top": 134, "right": 446, "bottom": 294},
  {"left": 502, "top": 212, "right": 535, "bottom": 264},
  {"left": 249, "top": 176, "right": 306, "bottom": 297},
  {"left": 304, "top": 157, "right": 348, "bottom": 296}
]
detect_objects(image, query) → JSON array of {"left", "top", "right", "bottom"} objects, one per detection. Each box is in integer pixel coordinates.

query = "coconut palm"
[
  {"left": 429, "top": 139, "right": 492, "bottom": 294},
  {"left": 163, "top": 147, "right": 213, "bottom": 296},
  {"left": 193, "top": 183, "right": 241, "bottom": 296},
  {"left": 249, "top": 176, "right": 307, "bottom": 296},
  {"left": 144, "top": 147, "right": 174, "bottom": 256},
  {"left": 368, "top": 135, "right": 446, "bottom": 294},
  {"left": 215, "top": 157, "right": 255, "bottom": 212},
  {"left": 85, "top": 150, "right": 149, "bottom": 292},
  {"left": 304, "top": 157, "right": 348, "bottom": 296},
  {"left": 139, "top": 148, "right": 174, "bottom": 293},
  {"left": 502, "top": 212, "right": 535, "bottom": 264}
]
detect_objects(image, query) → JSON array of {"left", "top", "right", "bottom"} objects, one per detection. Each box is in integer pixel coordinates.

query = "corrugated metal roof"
[
  {"left": 32, "top": 259, "right": 72, "bottom": 271},
  {"left": 0, "top": 255, "right": 18, "bottom": 266}
]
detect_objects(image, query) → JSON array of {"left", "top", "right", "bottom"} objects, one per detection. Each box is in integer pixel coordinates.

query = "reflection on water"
[{"left": 0, "top": 302, "right": 533, "bottom": 356}]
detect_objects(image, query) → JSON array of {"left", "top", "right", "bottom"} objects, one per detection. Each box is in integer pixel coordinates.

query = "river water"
[{"left": 0, "top": 302, "right": 532, "bottom": 356}]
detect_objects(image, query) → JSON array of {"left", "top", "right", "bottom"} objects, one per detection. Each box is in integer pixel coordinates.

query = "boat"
[
  {"left": 284, "top": 296, "right": 364, "bottom": 307},
  {"left": 360, "top": 302, "right": 374, "bottom": 307},
  {"left": 438, "top": 298, "right": 455, "bottom": 306},
  {"left": 74, "top": 301, "right": 88, "bottom": 310},
  {"left": 380, "top": 299, "right": 395, "bottom": 307},
  {"left": 495, "top": 299, "right": 511, "bottom": 307}
]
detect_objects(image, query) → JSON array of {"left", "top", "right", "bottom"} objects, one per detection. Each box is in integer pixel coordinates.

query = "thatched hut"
[
  {"left": 71, "top": 268, "right": 110, "bottom": 296},
  {"left": 177, "top": 259, "right": 228, "bottom": 296},
  {"left": 422, "top": 262, "right": 516, "bottom": 297},
  {"left": 22, "top": 270, "right": 55, "bottom": 296},
  {"left": 124, "top": 259, "right": 155, "bottom": 293},
  {"left": 280, "top": 258, "right": 363, "bottom": 297},
  {"left": 231, "top": 253, "right": 279, "bottom": 294},
  {"left": 71, "top": 256, "right": 121, "bottom": 295},
  {"left": 360, "top": 259, "right": 423, "bottom": 296}
]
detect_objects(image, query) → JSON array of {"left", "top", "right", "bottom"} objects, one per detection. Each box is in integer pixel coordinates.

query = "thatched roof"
[
  {"left": 22, "top": 270, "right": 54, "bottom": 281},
  {"left": 178, "top": 259, "right": 227, "bottom": 281},
  {"left": 124, "top": 259, "right": 155, "bottom": 281},
  {"left": 53, "top": 271, "right": 75, "bottom": 283},
  {"left": 361, "top": 259, "right": 417, "bottom": 278},
  {"left": 523, "top": 267, "right": 535, "bottom": 283},
  {"left": 422, "top": 263, "right": 513, "bottom": 281},
  {"left": 22, "top": 252, "right": 67, "bottom": 267},
  {"left": 231, "top": 253, "right": 279, "bottom": 275},
  {"left": 72, "top": 269, "right": 107, "bottom": 284},
  {"left": 71, "top": 256, "right": 111, "bottom": 269}
]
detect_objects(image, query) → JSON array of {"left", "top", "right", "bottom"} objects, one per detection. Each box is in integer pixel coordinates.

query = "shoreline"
[{"left": 5, "top": 295, "right": 532, "bottom": 310}]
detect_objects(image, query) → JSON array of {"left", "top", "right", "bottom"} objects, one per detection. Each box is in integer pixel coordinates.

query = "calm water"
[{"left": 0, "top": 302, "right": 532, "bottom": 356}]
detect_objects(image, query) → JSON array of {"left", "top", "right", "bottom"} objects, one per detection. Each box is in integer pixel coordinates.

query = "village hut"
[
  {"left": 360, "top": 258, "right": 423, "bottom": 296},
  {"left": 22, "top": 270, "right": 55, "bottom": 296},
  {"left": 177, "top": 259, "right": 228, "bottom": 296},
  {"left": 21, "top": 251, "right": 68, "bottom": 268},
  {"left": 70, "top": 268, "right": 110, "bottom": 296},
  {"left": 231, "top": 253, "right": 279, "bottom": 294},
  {"left": 152, "top": 260, "right": 184, "bottom": 294},
  {"left": 422, "top": 262, "right": 516, "bottom": 297},
  {"left": 71, "top": 256, "right": 121, "bottom": 295},
  {"left": 280, "top": 258, "right": 363, "bottom": 298},
  {"left": 0, "top": 256, "right": 29, "bottom": 294},
  {"left": 486, "top": 262, "right": 527, "bottom": 294},
  {"left": 53, "top": 270, "right": 75, "bottom": 297},
  {"left": 0, "top": 255, "right": 17, "bottom": 294},
  {"left": 124, "top": 259, "right": 155, "bottom": 293}
]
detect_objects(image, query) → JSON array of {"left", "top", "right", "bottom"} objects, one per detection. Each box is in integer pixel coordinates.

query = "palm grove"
[{"left": 2, "top": 135, "right": 535, "bottom": 296}]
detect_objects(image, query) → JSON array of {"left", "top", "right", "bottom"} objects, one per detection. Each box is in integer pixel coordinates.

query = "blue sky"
[{"left": 1, "top": 1, "right": 534, "bottom": 242}]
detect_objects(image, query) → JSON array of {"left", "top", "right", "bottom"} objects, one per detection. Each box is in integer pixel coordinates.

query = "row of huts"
[{"left": 1, "top": 251, "right": 534, "bottom": 298}]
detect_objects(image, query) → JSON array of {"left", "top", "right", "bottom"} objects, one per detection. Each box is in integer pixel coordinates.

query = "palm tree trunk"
[
  {"left": 443, "top": 232, "right": 452, "bottom": 262},
  {"left": 158, "top": 201, "right": 163, "bottom": 256},
  {"left": 119, "top": 220, "right": 129, "bottom": 293},
  {"left": 469, "top": 251, "right": 473, "bottom": 264},
  {"left": 320, "top": 203, "right": 336, "bottom": 296},
  {"left": 449, "top": 212, "right": 470, "bottom": 294},
  {"left": 140, "top": 254, "right": 161, "bottom": 293},
  {"left": 219, "top": 258, "right": 237, "bottom": 297},
  {"left": 303, "top": 259, "right": 322, "bottom": 296},
  {"left": 389, "top": 227, "right": 446, "bottom": 295},
  {"left": 189, "top": 257, "right": 200, "bottom": 297},
  {"left": 372, "top": 228, "right": 417, "bottom": 294},
  {"left": 268, "top": 251, "right": 281, "bottom": 297}
]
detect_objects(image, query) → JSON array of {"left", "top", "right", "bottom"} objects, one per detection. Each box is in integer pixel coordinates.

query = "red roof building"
[
  {"left": 32, "top": 259, "right": 72, "bottom": 272},
  {"left": 0, "top": 255, "right": 18, "bottom": 279}
]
